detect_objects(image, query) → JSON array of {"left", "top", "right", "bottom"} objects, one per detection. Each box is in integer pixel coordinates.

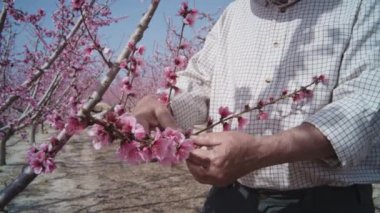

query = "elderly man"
[{"left": 133, "top": 0, "right": 379, "bottom": 212}]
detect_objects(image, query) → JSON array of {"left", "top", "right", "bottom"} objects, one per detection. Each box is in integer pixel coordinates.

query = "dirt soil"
[{"left": 1, "top": 130, "right": 379, "bottom": 213}]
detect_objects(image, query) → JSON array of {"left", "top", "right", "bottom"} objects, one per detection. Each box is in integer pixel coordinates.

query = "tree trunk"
[
  {"left": 0, "top": 166, "right": 37, "bottom": 210},
  {"left": 40, "top": 122, "right": 45, "bottom": 134},
  {"left": 29, "top": 123, "right": 37, "bottom": 145},
  {"left": 0, "top": 129, "right": 13, "bottom": 166}
]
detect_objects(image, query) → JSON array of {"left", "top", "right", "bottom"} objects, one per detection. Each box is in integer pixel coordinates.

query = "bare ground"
[{"left": 1, "top": 130, "right": 379, "bottom": 212}]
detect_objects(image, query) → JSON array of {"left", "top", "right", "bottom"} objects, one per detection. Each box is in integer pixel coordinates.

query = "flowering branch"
[
  {"left": 194, "top": 75, "right": 328, "bottom": 135},
  {"left": 0, "top": 0, "right": 161, "bottom": 209},
  {"left": 0, "top": 0, "right": 96, "bottom": 115},
  {"left": 80, "top": 9, "right": 112, "bottom": 68}
]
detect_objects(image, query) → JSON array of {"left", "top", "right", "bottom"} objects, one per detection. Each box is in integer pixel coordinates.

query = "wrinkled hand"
[
  {"left": 132, "top": 95, "right": 179, "bottom": 131},
  {"left": 186, "top": 131, "right": 264, "bottom": 187}
]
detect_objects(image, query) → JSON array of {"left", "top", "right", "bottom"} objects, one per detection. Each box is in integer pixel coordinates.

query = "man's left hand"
[{"left": 186, "top": 131, "right": 265, "bottom": 187}]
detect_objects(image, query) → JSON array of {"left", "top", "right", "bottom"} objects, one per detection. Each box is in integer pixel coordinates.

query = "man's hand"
[
  {"left": 186, "top": 123, "right": 335, "bottom": 187},
  {"left": 132, "top": 95, "right": 179, "bottom": 131},
  {"left": 186, "top": 131, "right": 266, "bottom": 187}
]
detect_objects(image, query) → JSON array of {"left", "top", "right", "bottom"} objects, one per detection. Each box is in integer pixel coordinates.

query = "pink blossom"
[
  {"left": 179, "top": 41, "right": 190, "bottom": 50},
  {"left": 47, "top": 112, "right": 65, "bottom": 130},
  {"left": 257, "top": 100, "right": 265, "bottom": 109},
  {"left": 258, "top": 111, "right": 269, "bottom": 120},
  {"left": 133, "top": 124, "right": 146, "bottom": 140},
  {"left": 157, "top": 91, "right": 169, "bottom": 105},
  {"left": 65, "top": 116, "right": 86, "bottom": 135},
  {"left": 151, "top": 128, "right": 171, "bottom": 161},
  {"left": 151, "top": 137, "right": 172, "bottom": 161},
  {"left": 103, "top": 47, "right": 111, "bottom": 55},
  {"left": 118, "top": 114, "right": 146, "bottom": 140},
  {"left": 291, "top": 89, "right": 313, "bottom": 101},
  {"left": 38, "top": 9, "right": 45, "bottom": 16},
  {"left": 183, "top": 11, "right": 198, "bottom": 26},
  {"left": 105, "top": 111, "right": 118, "bottom": 123},
  {"left": 128, "top": 41, "right": 136, "bottom": 51},
  {"left": 178, "top": 2, "right": 189, "bottom": 17},
  {"left": 88, "top": 124, "right": 112, "bottom": 150},
  {"left": 223, "top": 122, "right": 231, "bottom": 131},
  {"left": 164, "top": 66, "right": 177, "bottom": 86},
  {"left": 121, "top": 77, "right": 132, "bottom": 91},
  {"left": 137, "top": 45, "right": 146, "bottom": 55},
  {"left": 119, "top": 59, "right": 128, "bottom": 69},
  {"left": 174, "top": 139, "right": 194, "bottom": 163},
  {"left": 71, "top": 0, "right": 84, "bottom": 10},
  {"left": 114, "top": 104, "right": 125, "bottom": 116},
  {"left": 313, "top": 74, "right": 328, "bottom": 85},
  {"left": 84, "top": 47, "right": 93, "bottom": 55},
  {"left": 218, "top": 106, "right": 232, "bottom": 118},
  {"left": 237, "top": 116, "right": 249, "bottom": 130},
  {"left": 141, "top": 147, "right": 153, "bottom": 162},
  {"left": 151, "top": 128, "right": 189, "bottom": 165},
  {"left": 162, "top": 127, "right": 186, "bottom": 145},
  {"left": 304, "top": 89, "right": 314, "bottom": 98},
  {"left": 173, "top": 55, "right": 187, "bottom": 68},
  {"left": 118, "top": 141, "right": 144, "bottom": 165},
  {"left": 27, "top": 144, "right": 56, "bottom": 174}
]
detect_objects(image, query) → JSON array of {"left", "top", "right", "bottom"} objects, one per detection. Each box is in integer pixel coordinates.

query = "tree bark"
[
  {"left": 0, "top": 166, "right": 37, "bottom": 210},
  {"left": 0, "top": 1, "right": 7, "bottom": 37},
  {"left": 29, "top": 123, "right": 37, "bottom": 145},
  {"left": 0, "top": 129, "right": 13, "bottom": 166}
]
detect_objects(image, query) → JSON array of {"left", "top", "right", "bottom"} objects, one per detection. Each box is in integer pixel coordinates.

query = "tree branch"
[
  {"left": 0, "top": 0, "right": 161, "bottom": 209},
  {"left": 0, "top": 0, "right": 96, "bottom": 115}
]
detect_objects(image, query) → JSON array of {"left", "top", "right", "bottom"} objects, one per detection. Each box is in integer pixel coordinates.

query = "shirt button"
[{"left": 273, "top": 42, "right": 279, "bottom": 47}]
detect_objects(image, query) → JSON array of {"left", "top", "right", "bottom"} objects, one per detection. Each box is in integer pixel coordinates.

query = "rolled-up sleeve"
[
  {"left": 305, "top": 0, "right": 380, "bottom": 167},
  {"left": 171, "top": 7, "right": 229, "bottom": 130}
]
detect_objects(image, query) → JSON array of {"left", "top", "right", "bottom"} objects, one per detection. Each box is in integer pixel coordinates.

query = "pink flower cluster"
[
  {"left": 71, "top": 0, "right": 85, "bottom": 10},
  {"left": 87, "top": 106, "right": 194, "bottom": 166},
  {"left": 178, "top": 2, "right": 198, "bottom": 26},
  {"left": 120, "top": 42, "right": 146, "bottom": 94},
  {"left": 217, "top": 106, "right": 249, "bottom": 131},
  {"left": 46, "top": 112, "right": 86, "bottom": 136},
  {"left": 159, "top": 55, "right": 187, "bottom": 105},
  {"left": 27, "top": 142, "right": 57, "bottom": 174},
  {"left": 7, "top": 1, "right": 46, "bottom": 24},
  {"left": 118, "top": 127, "right": 194, "bottom": 166}
]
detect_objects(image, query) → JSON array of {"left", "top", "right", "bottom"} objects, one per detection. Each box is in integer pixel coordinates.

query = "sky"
[{"left": 3, "top": 0, "right": 233, "bottom": 56}]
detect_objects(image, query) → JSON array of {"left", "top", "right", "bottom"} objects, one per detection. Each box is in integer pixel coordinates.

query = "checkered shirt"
[{"left": 171, "top": 0, "right": 380, "bottom": 190}]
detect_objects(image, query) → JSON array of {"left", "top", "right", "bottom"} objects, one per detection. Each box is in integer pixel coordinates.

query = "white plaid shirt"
[{"left": 171, "top": 0, "right": 380, "bottom": 190}]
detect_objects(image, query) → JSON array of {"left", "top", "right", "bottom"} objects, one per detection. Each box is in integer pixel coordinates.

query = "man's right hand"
[{"left": 132, "top": 95, "right": 179, "bottom": 132}]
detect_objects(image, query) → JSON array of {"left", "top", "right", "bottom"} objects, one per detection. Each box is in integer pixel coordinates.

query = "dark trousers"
[{"left": 202, "top": 182, "right": 375, "bottom": 213}]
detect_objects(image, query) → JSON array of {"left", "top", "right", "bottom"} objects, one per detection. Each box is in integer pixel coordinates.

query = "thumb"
[
  {"left": 187, "top": 147, "right": 211, "bottom": 166},
  {"left": 155, "top": 106, "right": 180, "bottom": 130},
  {"left": 191, "top": 134, "right": 220, "bottom": 147}
]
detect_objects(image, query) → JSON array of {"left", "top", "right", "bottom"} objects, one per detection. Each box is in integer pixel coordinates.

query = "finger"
[
  {"left": 134, "top": 114, "right": 152, "bottom": 132},
  {"left": 186, "top": 160, "right": 209, "bottom": 184},
  {"left": 187, "top": 148, "right": 211, "bottom": 166},
  {"left": 191, "top": 134, "right": 220, "bottom": 147},
  {"left": 155, "top": 107, "right": 180, "bottom": 130}
]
